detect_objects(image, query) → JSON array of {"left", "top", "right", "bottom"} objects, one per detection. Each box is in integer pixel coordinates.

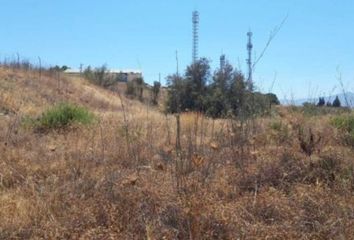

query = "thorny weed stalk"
[{"left": 117, "top": 91, "right": 134, "bottom": 162}]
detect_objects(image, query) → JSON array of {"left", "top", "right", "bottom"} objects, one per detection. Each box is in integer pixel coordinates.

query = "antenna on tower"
[
  {"left": 220, "top": 54, "right": 226, "bottom": 71},
  {"left": 192, "top": 11, "right": 199, "bottom": 63},
  {"left": 246, "top": 31, "right": 253, "bottom": 90}
]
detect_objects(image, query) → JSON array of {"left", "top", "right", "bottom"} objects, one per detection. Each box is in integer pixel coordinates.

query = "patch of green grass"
[
  {"left": 331, "top": 114, "right": 354, "bottom": 132},
  {"left": 31, "top": 102, "right": 95, "bottom": 130},
  {"left": 331, "top": 114, "right": 354, "bottom": 146},
  {"left": 269, "top": 120, "right": 283, "bottom": 131},
  {"left": 269, "top": 120, "right": 291, "bottom": 144}
]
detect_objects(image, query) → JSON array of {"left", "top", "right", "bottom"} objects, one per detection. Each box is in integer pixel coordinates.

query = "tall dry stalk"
[{"left": 117, "top": 91, "right": 133, "bottom": 161}]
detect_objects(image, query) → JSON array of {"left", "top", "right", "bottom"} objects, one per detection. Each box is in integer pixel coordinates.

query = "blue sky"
[{"left": 1, "top": 0, "right": 354, "bottom": 99}]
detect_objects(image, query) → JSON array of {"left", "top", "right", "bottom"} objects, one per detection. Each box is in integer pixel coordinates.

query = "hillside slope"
[
  {"left": 1, "top": 67, "right": 354, "bottom": 239},
  {"left": 0, "top": 67, "right": 145, "bottom": 116}
]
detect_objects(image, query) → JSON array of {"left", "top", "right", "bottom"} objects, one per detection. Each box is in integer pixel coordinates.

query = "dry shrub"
[
  {"left": 268, "top": 119, "right": 292, "bottom": 145},
  {"left": 291, "top": 185, "right": 354, "bottom": 238},
  {"left": 306, "top": 152, "right": 354, "bottom": 191},
  {"left": 0, "top": 193, "right": 36, "bottom": 239},
  {"left": 241, "top": 190, "right": 293, "bottom": 225},
  {"left": 235, "top": 150, "right": 354, "bottom": 196},
  {"left": 235, "top": 152, "right": 306, "bottom": 194}
]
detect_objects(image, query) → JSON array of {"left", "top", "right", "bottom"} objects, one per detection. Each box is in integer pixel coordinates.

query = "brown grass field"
[{"left": 0, "top": 67, "right": 353, "bottom": 239}]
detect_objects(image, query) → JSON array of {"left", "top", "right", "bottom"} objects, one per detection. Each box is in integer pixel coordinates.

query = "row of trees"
[
  {"left": 79, "top": 59, "right": 280, "bottom": 114},
  {"left": 165, "top": 57, "right": 279, "bottom": 118},
  {"left": 317, "top": 96, "right": 341, "bottom": 107}
]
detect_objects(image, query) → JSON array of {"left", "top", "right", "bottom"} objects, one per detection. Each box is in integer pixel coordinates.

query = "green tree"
[
  {"left": 151, "top": 81, "right": 161, "bottom": 105},
  {"left": 212, "top": 59, "right": 234, "bottom": 95},
  {"left": 317, "top": 97, "right": 325, "bottom": 107},
  {"left": 265, "top": 93, "right": 280, "bottom": 105},
  {"left": 333, "top": 96, "right": 341, "bottom": 107},
  {"left": 165, "top": 55, "right": 279, "bottom": 119},
  {"left": 185, "top": 58, "right": 211, "bottom": 111},
  {"left": 204, "top": 87, "right": 227, "bottom": 118},
  {"left": 166, "top": 58, "right": 211, "bottom": 113},
  {"left": 204, "top": 58, "right": 234, "bottom": 118},
  {"left": 134, "top": 77, "right": 144, "bottom": 101},
  {"left": 228, "top": 71, "right": 247, "bottom": 116},
  {"left": 165, "top": 74, "right": 184, "bottom": 113},
  {"left": 83, "top": 66, "right": 93, "bottom": 79},
  {"left": 61, "top": 65, "right": 69, "bottom": 71}
]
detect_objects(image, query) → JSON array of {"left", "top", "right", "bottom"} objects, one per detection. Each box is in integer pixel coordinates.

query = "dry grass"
[{"left": 0, "top": 67, "right": 353, "bottom": 239}]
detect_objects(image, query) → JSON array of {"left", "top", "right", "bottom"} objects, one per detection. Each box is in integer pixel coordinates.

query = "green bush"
[
  {"left": 35, "top": 103, "right": 95, "bottom": 130},
  {"left": 331, "top": 114, "right": 354, "bottom": 146}
]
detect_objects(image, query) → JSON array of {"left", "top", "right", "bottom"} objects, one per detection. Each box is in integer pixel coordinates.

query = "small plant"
[
  {"left": 297, "top": 126, "right": 321, "bottom": 156},
  {"left": 33, "top": 102, "right": 95, "bottom": 130},
  {"left": 269, "top": 120, "right": 290, "bottom": 145}
]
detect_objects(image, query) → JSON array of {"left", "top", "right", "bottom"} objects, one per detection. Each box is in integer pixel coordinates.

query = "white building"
[{"left": 64, "top": 68, "right": 142, "bottom": 82}]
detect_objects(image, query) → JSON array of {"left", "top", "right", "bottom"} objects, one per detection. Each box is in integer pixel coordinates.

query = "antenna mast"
[
  {"left": 192, "top": 11, "right": 199, "bottom": 63},
  {"left": 220, "top": 54, "right": 226, "bottom": 71}
]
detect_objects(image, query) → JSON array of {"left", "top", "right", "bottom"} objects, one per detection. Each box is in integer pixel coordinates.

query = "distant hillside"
[{"left": 281, "top": 92, "right": 354, "bottom": 107}]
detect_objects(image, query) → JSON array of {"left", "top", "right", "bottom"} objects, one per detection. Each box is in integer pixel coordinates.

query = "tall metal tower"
[
  {"left": 246, "top": 31, "right": 253, "bottom": 89},
  {"left": 220, "top": 54, "right": 226, "bottom": 71},
  {"left": 192, "top": 11, "right": 199, "bottom": 63}
]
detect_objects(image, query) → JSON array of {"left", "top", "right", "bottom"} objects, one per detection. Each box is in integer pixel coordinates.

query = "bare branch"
[
  {"left": 252, "top": 14, "right": 288, "bottom": 72},
  {"left": 268, "top": 71, "right": 277, "bottom": 93},
  {"left": 336, "top": 66, "right": 350, "bottom": 107}
]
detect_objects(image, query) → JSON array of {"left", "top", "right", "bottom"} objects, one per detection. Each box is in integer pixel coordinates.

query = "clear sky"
[{"left": 1, "top": 0, "right": 353, "bottom": 99}]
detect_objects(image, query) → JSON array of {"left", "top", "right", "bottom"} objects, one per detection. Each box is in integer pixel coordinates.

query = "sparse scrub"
[
  {"left": 1, "top": 68, "right": 353, "bottom": 239},
  {"left": 125, "top": 77, "right": 145, "bottom": 102},
  {"left": 83, "top": 65, "right": 117, "bottom": 88},
  {"left": 292, "top": 103, "right": 350, "bottom": 117}
]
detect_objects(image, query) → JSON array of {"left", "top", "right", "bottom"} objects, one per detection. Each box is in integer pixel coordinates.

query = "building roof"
[
  {"left": 64, "top": 69, "right": 80, "bottom": 73},
  {"left": 64, "top": 69, "right": 142, "bottom": 74},
  {"left": 110, "top": 69, "right": 142, "bottom": 74}
]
